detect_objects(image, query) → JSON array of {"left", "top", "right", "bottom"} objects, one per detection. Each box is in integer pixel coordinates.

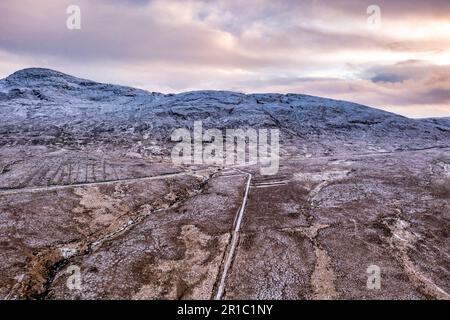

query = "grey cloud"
[{"left": 371, "top": 73, "right": 406, "bottom": 83}]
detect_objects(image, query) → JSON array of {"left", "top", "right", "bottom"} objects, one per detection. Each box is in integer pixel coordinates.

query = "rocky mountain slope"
[{"left": 0, "top": 68, "right": 449, "bottom": 152}]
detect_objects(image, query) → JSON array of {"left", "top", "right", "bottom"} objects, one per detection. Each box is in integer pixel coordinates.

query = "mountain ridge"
[
  {"left": 0, "top": 67, "right": 420, "bottom": 119},
  {"left": 0, "top": 68, "right": 449, "bottom": 153}
]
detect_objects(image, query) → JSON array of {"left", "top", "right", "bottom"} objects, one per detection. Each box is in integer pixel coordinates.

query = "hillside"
[{"left": 0, "top": 68, "right": 448, "bottom": 153}]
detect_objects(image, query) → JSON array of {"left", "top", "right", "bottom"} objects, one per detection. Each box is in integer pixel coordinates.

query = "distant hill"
[{"left": 1, "top": 68, "right": 449, "bottom": 151}]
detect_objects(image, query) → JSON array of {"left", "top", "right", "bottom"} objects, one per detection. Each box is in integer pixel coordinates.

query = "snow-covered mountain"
[
  {"left": 0, "top": 68, "right": 449, "bottom": 151},
  {"left": 421, "top": 117, "right": 450, "bottom": 130}
]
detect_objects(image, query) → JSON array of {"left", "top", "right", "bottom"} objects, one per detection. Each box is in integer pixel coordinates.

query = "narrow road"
[
  {"left": 0, "top": 171, "right": 192, "bottom": 196},
  {"left": 287, "top": 145, "right": 450, "bottom": 162},
  {"left": 215, "top": 168, "right": 252, "bottom": 300}
]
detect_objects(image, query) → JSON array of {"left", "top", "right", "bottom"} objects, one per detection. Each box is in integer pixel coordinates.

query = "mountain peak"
[
  {"left": 3, "top": 68, "right": 92, "bottom": 88},
  {"left": 7, "top": 67, "right": 69, "bottom": 79}
]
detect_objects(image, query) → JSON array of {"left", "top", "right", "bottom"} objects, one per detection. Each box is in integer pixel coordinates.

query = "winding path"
[{"left": 0, "top": 171, "right": 206, "bottom": 196}]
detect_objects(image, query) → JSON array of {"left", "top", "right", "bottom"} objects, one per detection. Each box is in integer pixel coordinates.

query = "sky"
[{"left": 0, "top": 0, "right": 449, "bottom": 118}]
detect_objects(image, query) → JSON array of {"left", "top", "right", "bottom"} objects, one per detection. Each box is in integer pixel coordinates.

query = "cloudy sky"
[{"left": 0, "top": 0, "right": 449, "bottom": 117}]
